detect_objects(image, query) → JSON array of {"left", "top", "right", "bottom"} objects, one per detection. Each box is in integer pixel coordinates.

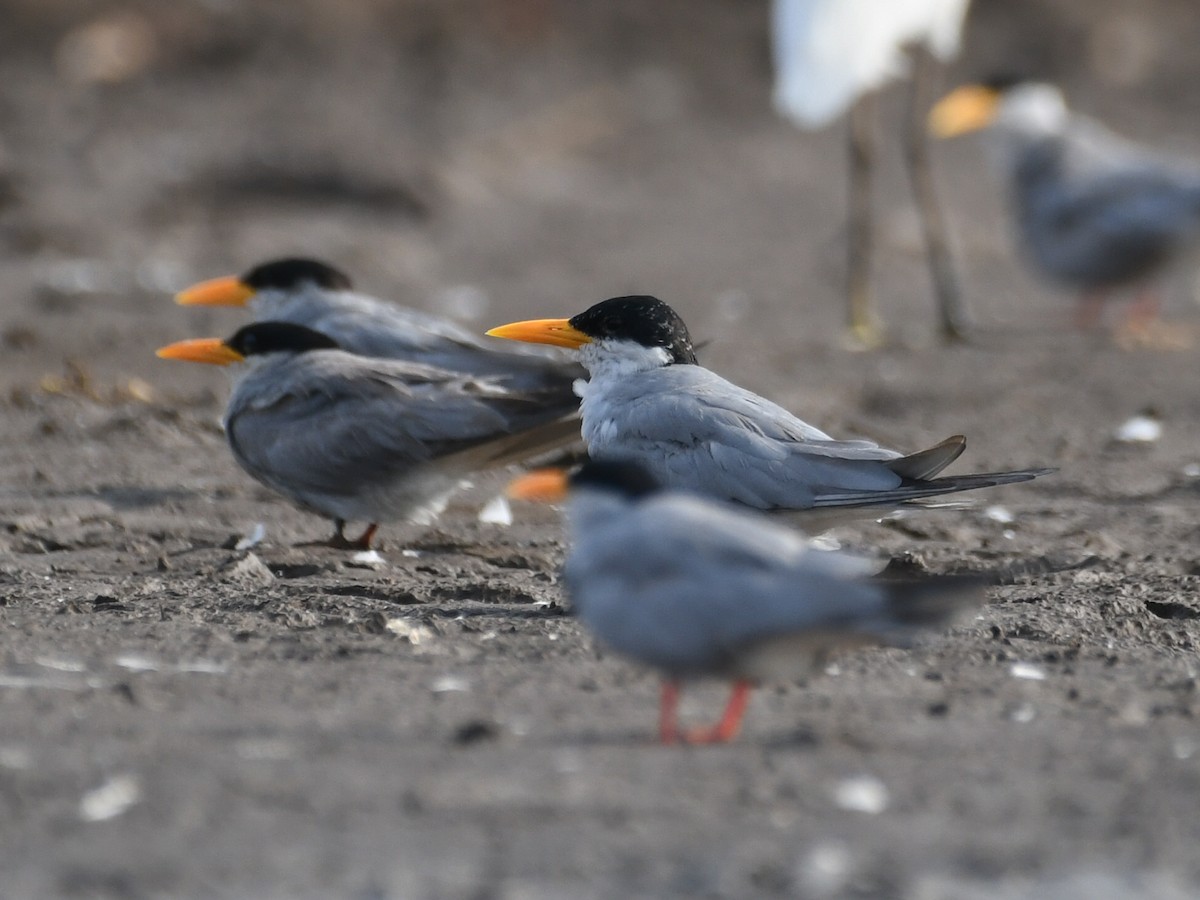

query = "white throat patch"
[
  {"left": 578, "top": 340, "right": 673, "bottom": 381},
  {"left": 997, "top": 84, "right": 1068, "bottom": 138}
]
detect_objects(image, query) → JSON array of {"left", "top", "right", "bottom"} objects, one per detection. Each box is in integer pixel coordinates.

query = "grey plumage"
[
  {"left": 157, "top": 321, "right": 583, "bottom": 544},
  {"left": 574, "top": 328, "right": 1050, "bottom": 519},
  {"left": 226, "top": 350, "right": 580, "bottom": 529},
  {"left": 486, "top": 296, "right": 1053, "bottom": 525},
  {"left": 267, "top": 287, "right": 586, "bottom": 387},
  {"left": 238, "top": 261, "right": 587, "bottom": 391},
  {"left": 980, "top": 83, "right": 1200, "bottom": 291},
  {"left": 1015, "top": 140, "right": 1200, "bottom": 288},
  {"left": 559, "top": 468, "right": 984, "bottom": 683}
]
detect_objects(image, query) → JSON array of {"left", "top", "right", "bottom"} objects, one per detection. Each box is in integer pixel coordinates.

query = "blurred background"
[
  {"left": 5, "top": 8, "right": 1200, "bottom": 894},
  {"left": 2, "top": 0, "right": 1200, "bottom": 389}
]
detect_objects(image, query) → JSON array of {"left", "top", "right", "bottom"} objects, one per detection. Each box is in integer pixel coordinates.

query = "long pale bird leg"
[
  {"left": 846, "top": 92, "right": 884, "bottom": 349},
  {"left": 904, "top": 47, "right": 968, "bottom": 343}
]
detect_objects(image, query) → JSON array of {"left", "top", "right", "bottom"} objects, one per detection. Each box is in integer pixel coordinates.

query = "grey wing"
[
  {"left": 590, "top": 369, "right": 904, "bottom": 510},
  {"left": 1020, "top": 136, "right": 1200, "bottom": 283},
  {"left": 630, "top": 496, "right": 885, "bottom": 579},
  {"left": 1027, "top": 176, "right": 1200, "bottom": 284},
  {"left": 565, "top": 498, "right": 890, "bottom": 674},
  {"left": 1061, "top": 116, "right": 1200, "bottom": 181},
  {"left": 227, "top": 356, "right": 561, "bottom": 500},
  {"left": 275, "top": 293, "right": 587, "bottom": 389},
  {"left": 1041, "top": 168, "right": 1200, "bottom": 235},
  {"left": 271, "top": 291, "right": 490, "bottom": 355}
]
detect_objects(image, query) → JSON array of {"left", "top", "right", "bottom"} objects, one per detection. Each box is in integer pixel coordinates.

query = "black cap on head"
[
  {"left": 570, "top": 460, "right": 661, "bottom": 499},
  {"left": 225, "top": 322, "right": 341, "bottom": 357},
  {"left": 568, "top": 295, "right": 697, "bottom": 365},
  {"left": 241, "top": 258, "right": 353, "bottom": 292}
]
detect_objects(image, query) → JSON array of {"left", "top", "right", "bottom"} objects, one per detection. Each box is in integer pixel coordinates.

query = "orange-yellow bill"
[
  {"left": 928, "top": 85, "right": 1002, "bottom": 139},
  {"left": 486, "top": 318, "right": 591, "bottom": 349},
  {"left": 506, "top": 468, "right": 570, "bottom": 502},
  {"left": 155, "top": 337, "right": 245, "bottom": 366},
  {"left": 175, "top": 275, "right": 256, "bottom": 307}
]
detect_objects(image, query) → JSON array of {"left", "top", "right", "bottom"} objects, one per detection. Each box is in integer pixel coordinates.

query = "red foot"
[
  {"left": 323, "top": 521, "right": 379, "bottom": 550},
  {"left": 658, "top": 680, "right": 753, "bottom": 745}
]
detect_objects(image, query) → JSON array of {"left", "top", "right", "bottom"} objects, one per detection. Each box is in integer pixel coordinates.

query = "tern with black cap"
[
  {"left": 488, "top": 295, "right": 1052, "bottom": 527},
  {"left": 931, "top": 78, "right": 1200, "bottom": 340},
  {"left": 176, "top": 257, "right": 586, "bottom": 390},
  {"left": 157, "top": 322, "right": 581, "bottom": 549},
  {"left": 508, "top": 460, "right": 985, "bottom": 744}
]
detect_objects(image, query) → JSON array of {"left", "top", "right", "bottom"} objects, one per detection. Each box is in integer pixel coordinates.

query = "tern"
[
  {"left": 931, "top": 78, "right": 1200, "bottom": 339},
  {"left": 488, "top": 295, "right": 1052, "bottom": 526},
  {"left": 157, "top": 322, "right": 581, "bottom": 549},
  {"left": 175, "top": 257, "right": 586, "bottom": 389},
  {"left": 508, "top": 460, "right": 985, "bottom": 743}
]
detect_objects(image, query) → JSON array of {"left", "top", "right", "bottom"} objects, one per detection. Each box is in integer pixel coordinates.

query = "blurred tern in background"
[
  {"left": 931, "top": 77, "right": 1200, "bottom": 345},
  {"left": 771, "top": 0, "right": 973, "bottom": 345},
  {"left": 176, "top": 257, "right": 586, "bottom": 390},
  {"left": 488, "top": 295, "right": 1052, "bottom": 529},
  {"left": 157, "top": 322, "right": 581, "bottom": 549},
  {"left": 508, "top": 460, "right": 985, "bottom": 744}
]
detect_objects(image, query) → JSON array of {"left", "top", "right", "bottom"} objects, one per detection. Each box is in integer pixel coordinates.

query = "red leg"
[
  {"left": 683, "top": 681, "right": 753, "bottom": 744},
  {"left": 1114, "top": 286, "right": 1193, "bottom": 350},
  {"left": 306, "top": 519, "right": 351, "bottom": 547},
  {"left": 659, "top": 681, "right": 681, "bottom": 745},
  {"left": 324, "top": 521, "right": 378, "bottom": 550},
  {"left": 351, "top": 523, "right": 379, "bottom": 550}
]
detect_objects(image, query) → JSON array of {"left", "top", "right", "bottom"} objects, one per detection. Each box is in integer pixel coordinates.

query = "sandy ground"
[{"left": 3, "top": 1, "right": 1200, "bottom": 897}]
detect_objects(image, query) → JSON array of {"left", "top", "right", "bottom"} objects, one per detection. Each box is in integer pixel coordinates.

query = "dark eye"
[
  {"left": 241, "top": 333, "right": 258, "bottom": 354},
  {"left": 602, "top": 315, "right": 621, "bottom": 333}
]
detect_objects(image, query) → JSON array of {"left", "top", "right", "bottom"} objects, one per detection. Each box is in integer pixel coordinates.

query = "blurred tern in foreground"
[
  {"left": 930, "top": 78, "right": 1200, "bottom": 342},
  {"left": 508, "top": 460, "right": 985, "bottom": 744},
  {"left": 488, "top": 295, "right": 1052, "bottom": 528},
  {"left": 157, "top": 322, "right": 581, "bottom": 549},
  {"left": 176, "top": 257, "right": 586, "bottom": 390}
]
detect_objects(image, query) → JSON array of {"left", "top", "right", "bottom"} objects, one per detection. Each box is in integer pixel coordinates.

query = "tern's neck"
[
  {"left": 225, "top": 354, "right": 306, "bottom": 422},
  {"left": 227, "top": 354, "right": 272, "bottom": 384},
  {"left": 974, "top": 84, "right": 1070, "bottom": 176},
  {"left": 566, "top": 490, "right": 634, "bottom": 537},
  {"left": 251, "top": 285, "right": 341, "bottom": 319},
  {"left": 578, "top": 341, "right": 674, "bottom": 381},
  {"left": 1002, "top": 85, "right": 1068, "bottom": 132}
]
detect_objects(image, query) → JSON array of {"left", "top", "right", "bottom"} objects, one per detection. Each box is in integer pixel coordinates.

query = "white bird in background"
[{"left": 770, "top": 0, "right": 972, "bottom": 346}]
